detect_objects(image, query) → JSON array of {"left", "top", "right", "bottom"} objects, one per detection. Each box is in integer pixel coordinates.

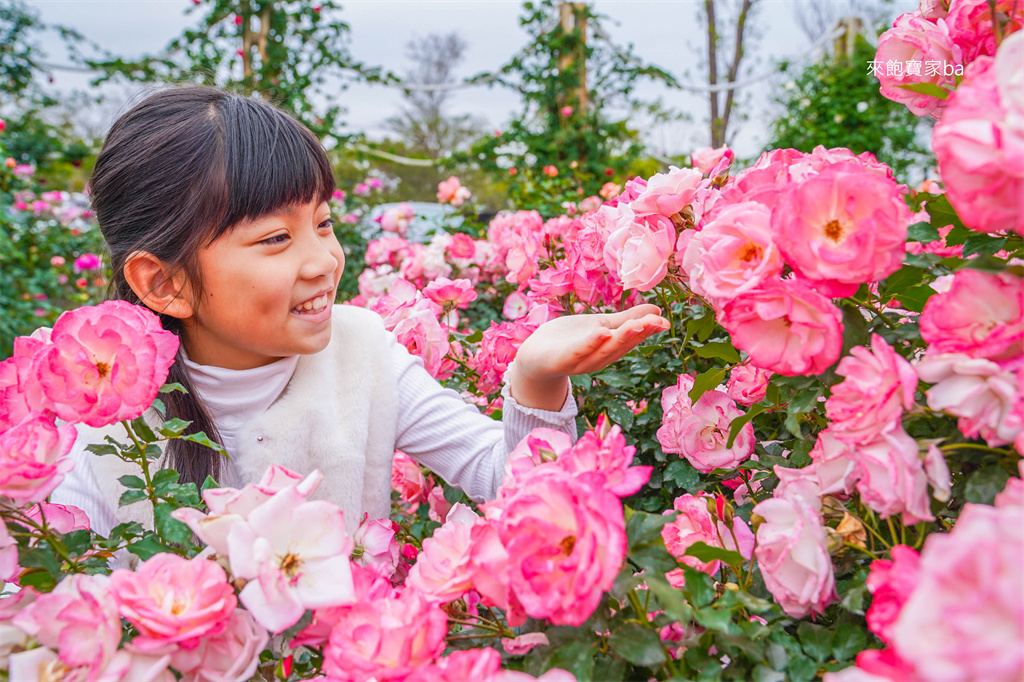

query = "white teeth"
[{"left": 293, "top": 294, "right": 330, "bottom": 314}]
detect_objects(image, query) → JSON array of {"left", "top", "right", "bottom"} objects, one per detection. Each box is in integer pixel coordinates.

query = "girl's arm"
[{"left": 509, "top": 304, "right": 670, "bottom": 411}]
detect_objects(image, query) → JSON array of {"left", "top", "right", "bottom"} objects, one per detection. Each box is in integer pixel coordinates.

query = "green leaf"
[
  {"left": 62, "top": 529, "right": 94, "bottom": 557},
  {"left": 605, "top": 401, "right": 634, "bottom": 431},
  {"left": 695, "top": 341, "right": 741, "bottom": 364},
  {"left": 118, "top": 474, "right": 146, "bottom": 490},
  {"left": 964, "top": 465, "right": 1010, "bottom": 505},
  {"left": 181, "top": 431, "right": 225, "bottom": 453},
  {"left": 797, "top": 621, "right": 835, "bottom": 663},
  {"left": 18, "top": 569, "right": 57, "bottom": 592},
  {"left": 646, "top": 574, "right": 693, "bottom": 623},
  {"left": 664, "top": 459, "right": 701, "bottom": 492},
  {"left": 86, "top": 443, "right": 119, "bottom": 456},
  {"left": 687, "top": 310, "right": 716, "bottom": 344},
  {"left": 688, "top": 367, "right": 728, "bottom": 403},
  {"left": 131, "top": 416, "right": 157, "bottom": 442},
  {"left": 150, "top": 398, "right": 167, "bottom": 418},
  {"left": 543, "top": 640, "right": 598, "bottom": 681},
  {"left": 895, "top": 283, "right": 935, "bottom": 313},
  {"left": 831, "top": 623, "right": 869, "bottom": 663},
  {"left": 682, "top": 565, "right": 715, "bottom": 608},
  {"left": 882, "top": 265, "right": 926, "bottom": 297},
  {"left": 626, "top": 508, "right": 672, "bottom": 548},
  {"left": 906, "top": 221, "right": 940, "bottom": 243},
  {"left": 201, "top": 475, "right": 220, "bottom": 492},
  {"left": 683, "top": 541, "right": 745, "bottom": 568},
  {"left": 155, "top": 503, "right": 194, "bottom": 546},
  {"left": 443, "top": 484, "right": 464, "bottom": 505},
  {"left": 127, "top": 534, "right": 174, "bottom": 561},
  {"left": 158, "top": 418, "right": 192, "bottom": 437},
  {"left": 19, "top": 545, "right": 62, "bottom": 578},
  {"left": 926, "top": 196, "right": 968, "bottom": 235},
  {"left": 727, "top": 403, "right": 768, "bottom": 448},
  {"left": 464, "top": 329, "right": 483, "bottom": 343},
  {"left": 118, "top": 489, "right": 149, "bottom": 507},
  {"left": 786, "top": 654, "right": 818, "bottom": 682},
  {"left": 159, "top": 382, "right": 186, "bottom": 393},
  {"left": 752, "top": 665, "right": 788, "bottom": 682},
  {"left": 151, "top": 468, "right": 180, "bottom": 492},
  {"left": 895, "top": 82, "right": 949, "bottom": 99},
  {"left": 608, "top": 623, "right": 667, "bottom": 666},
  {"left": 962, "top": 233, "right": 1007, "bottom": 258}
]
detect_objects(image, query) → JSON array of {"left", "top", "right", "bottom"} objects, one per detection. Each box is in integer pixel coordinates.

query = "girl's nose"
[{"left": 300, "top": 238, "right": 340, "bottom": 280}]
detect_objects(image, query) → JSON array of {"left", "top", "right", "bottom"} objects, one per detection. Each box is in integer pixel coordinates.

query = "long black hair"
[{"left": 89, "top": 86, "right": 336, "bottom": 489}]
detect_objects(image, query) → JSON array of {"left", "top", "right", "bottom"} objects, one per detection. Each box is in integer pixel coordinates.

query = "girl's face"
[{"left": 181, "top": 199, "right": 345, "bottom": 369}]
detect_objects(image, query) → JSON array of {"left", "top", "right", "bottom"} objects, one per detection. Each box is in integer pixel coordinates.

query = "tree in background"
[
  {"left": 458, "top": 0, "right": 677, "bottom": 216},
  {"left": 701, "top": 0, "right": 761, "bottom": 148},
  {"left": 85, "top": 0, "right": 376, "bottom": 138},
  {"left": 766, "top": 33, "right": 928, "bottom": 181}
]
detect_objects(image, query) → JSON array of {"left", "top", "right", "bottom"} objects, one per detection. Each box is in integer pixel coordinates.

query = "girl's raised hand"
[{"left": 509, "top": 303, "right": 671, "bottom": 411}]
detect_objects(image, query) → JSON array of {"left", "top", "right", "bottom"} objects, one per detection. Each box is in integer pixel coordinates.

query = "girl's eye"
[
  {"left": 319, "top": 218, "right": 335, "bottom": 229},
  {"left": 260, "top": 234, "right": 289, "bottom": 246}
]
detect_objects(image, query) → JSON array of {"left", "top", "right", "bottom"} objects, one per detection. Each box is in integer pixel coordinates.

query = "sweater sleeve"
[{"left": 390, "top": 335, "right": 578, "bottom": 502}]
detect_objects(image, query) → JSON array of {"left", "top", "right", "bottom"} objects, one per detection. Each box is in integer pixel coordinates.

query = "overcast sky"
[{"left": 25, "top": 0, "right": 916, "bottom": 159}]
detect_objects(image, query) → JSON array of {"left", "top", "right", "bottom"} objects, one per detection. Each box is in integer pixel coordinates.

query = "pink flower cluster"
[
  {"left": 437, "top": 176, "right": 472, "bottom": 207},
  {"left": 660, "top": 492, "right": 753, "bottom": 587},
  {"left": 371, "top": 279, "right": 453, "bottom": 379}
]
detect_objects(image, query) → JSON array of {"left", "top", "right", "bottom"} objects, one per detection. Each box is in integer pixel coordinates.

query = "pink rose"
[
  {"left": 683, "top": 201, "right": 783, "bottom": 304},
  {"left": 554, "top": 415, "right": 651, "bottom": 497},
  {"left": 423, "top": 277, "right": 477, "bottom": 309},
  {"left": 379, "top": 203, "right": 415, "bottom": 236},
  {"left": 170, "top": 609, "right": 269, "bottom": 682},
  {"left": 483, "top": 466, "right": 627, "bottom": 626},
  {"left": 31, "top": 301, "right": 179, "bottom": 427},
  {"left": 111, "top": 553, "right": 236, "bottom": 651},
  {"left": 504, "top": 427, "right": 573, "bottom": 482},
  {"left": 773, "top": 161, "right": 910, "bottom": 296},
  {"left": 0, "top": 415, "right": 76, "bottom": 504},
  {"left": 720, "top": 278, "right": 844, "bottom": 376},
  {"left": 391, "top": 306, "right": 450, "bottom": 379},
  {"left": 919, "top": 269, "right": 1023, "bottom": 368},
  {"left": 946, "top": 0, "right": 1024, "bottom": 64},
  {"left": 853, "top": 426, "right": 934, "bottom": 525},
  {"left": 629, "top": 166, "right": 702, "bottom": 217},
  {"left": 661, "top": 493, "right": 754, "bottom": 585},
  {"left": 932, "top": 34, "right": 1024, "bottom": 236},
  {"left": 726, "top": 364, "right": 772, "bottom": 406},
  {"left": 446, "top": 232, "right": 477, "bottom": 260},
  {"left": 691, "top": 145, "right": 733, "bottom": 174},
  {"left": 391, "top": 450, "right": 429, "bottom": 505},
  {"left": 72, "top": 253, "right": 102, "bottom": 272},
  {"left": 23, "top": 501, "right": 90, "bottom": 534},
  {"left": 322, "top": 589, "right": 448, "bottom": 681},
  {"left": 501, "top": 632, "right": 550, "bottom": 655},
  {"left": 0, "top": 518, "right": 17, "bottom": 583},
  {"left": 890, "top": 500, "right": 1024, "bottom": 681},
  {"left": 470, "top": 315, "right": 540, "bottom": 396},
  {"left": 352, "top": 514, "right": 400, "bottom": 577},
  {"left": 13, "top": 573, "right": 123, "bottom": 675},
  {"left": 875, "top": 12, "right": 961, "bottom": 117},
  {"left": 752, "top": 478, "right": 837, "bottom": 618},
  {"left": 437, "top": 176, "right": 471, "bottom": 206},
  {"left": 825, "top": 334, "right": 918, "bottom": 443},
  {"left": 656, "top": 373, "right": 755, "bottom": 473},
  {"left": 502, "top": 291, "right": 529, "bottom": 320},
  {"left": 865, "top": 545, "right": 921, "bottom": 645},
  {"left": 0, "top": 336, "right": 51, "bottom": 431},
  {"left": 407, "top": 503, "right": 478, "bottom": 603},
  {"left": 421, "top": 648, "right": 502, "bottom": 681},
  {"left": 426, "top": 485, "right": 453, "bottom": 523},
  {"left": 603, "top": 211, "right": 675, "bottom": 291},
  {"left": 916, "top": 352, "right": 1020, "bottom": 447}
]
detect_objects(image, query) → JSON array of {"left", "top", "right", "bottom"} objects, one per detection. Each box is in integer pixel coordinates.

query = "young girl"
[{"left": 50, "top": 86, "right": 668, "bottom": 538}]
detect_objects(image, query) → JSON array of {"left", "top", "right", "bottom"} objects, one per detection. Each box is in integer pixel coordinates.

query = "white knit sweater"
[{"left": 50, "top": 305, "right": 578, "bottom": 537}]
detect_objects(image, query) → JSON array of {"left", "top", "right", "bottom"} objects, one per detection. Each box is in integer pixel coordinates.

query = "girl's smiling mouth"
[{"left": 292, "top": 290, "right": 333, "bottom": 315}]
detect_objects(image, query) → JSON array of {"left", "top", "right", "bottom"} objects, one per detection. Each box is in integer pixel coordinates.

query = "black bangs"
[{"left": 216, "top": 96, "right": 335, "bottom": 233}]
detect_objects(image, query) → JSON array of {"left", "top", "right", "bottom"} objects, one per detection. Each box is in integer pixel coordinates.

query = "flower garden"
[{"left": 1, "top": 1, "right": 1023, "bottom": 681}]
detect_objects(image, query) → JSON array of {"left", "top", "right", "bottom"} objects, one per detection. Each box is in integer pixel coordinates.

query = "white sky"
[{"left": 25, "top": 0, "right": 916, "bottom": 159}]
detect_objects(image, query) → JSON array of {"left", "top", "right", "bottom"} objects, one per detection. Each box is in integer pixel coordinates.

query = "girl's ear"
[{"left": 124, "top": 252, "right": 194, "bottom": 319}]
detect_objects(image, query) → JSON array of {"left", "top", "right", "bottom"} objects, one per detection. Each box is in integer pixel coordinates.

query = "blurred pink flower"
[
  {"left": 0, "top": 415, "right": 76, "bottom": 504},
  {"left": 391, "top": 305, "right": 451, "bottom": 379},
  {"left": 379, "top": 203, "right": 415, "bottom": 236},
  {"left": 919, "top": 269, "right": 1023, "bottom": 368},
  {"left": 353, "top": 182, "right": 370, "bottom": 196},
  {"left": 31, "top": 300, "right": 179, "bottom": 427},
  {"left": 437, "top": 176, "right": 472, "bottom": 206},
  {"left": 560, "top": 106, "right": 573, "bottom": 117},
  {"left": 0, "top": 335, "right": 52, "bottom": 431},
  {"left": 426, "top": 485, "right": 453, "bottom": 523},
  {"left": 865, "top": 545, "right": 921, "bottom": 645},
  {"left": 826, "top": 334, "right": 918, "bottom": 443},
  {"left": 407, "top": 503, "right": 479, "bottom": 603},
  {"left": 0, "top": 518, "right": 16, "bottom": 583},
  {"left": 691, "top": 145, "right": 734, "bottom": 174},
  {"left": 367, "top": 177, "right": 383, "bottom": 189},
  {"left": 170, "top": 608, "right": 268, "bottom": 682},
  {"left": 752, "top": 478, "right": 837, "bottom": 618},
  {"left": 502, "top": 291, "right": 529, "bottom": 320},
  {"left": 72, "top": 253, "right": 101, "bottom": 273},
  {"left": 726, "top": 364, "right": 772, "bottom": 406},
  {"left": 933, "top": 33, "right": 1024, "bottom": 236},
  {"left": 391, "top": 450, "right": 429, "bottom": 506},
  {"left": 111, "top": 553, "right": 236, "bottom": 651},
  {"left": 720, "top": 278, "right": 844, "bottom": 376},
  {"left": 49, "top": 256, "right": 66, "bottom": 267},
  {"left": 853, "top": 426, "right": 934, "bottom": 525},
  {"left": 470, "top": 314, "right": 541, "bottom": 396}
]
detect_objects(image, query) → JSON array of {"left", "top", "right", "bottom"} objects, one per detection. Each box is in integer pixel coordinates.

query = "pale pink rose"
[
  {"left": 13, "top": 573, "right": 123, "bottom": 675},
  {"left": 661, "top": 493, "right": 754, "bottom": 584},
  {"left": 919, "top": 269, "right": 1024, "bottom": 368},
  {"left": 421, "top": 648, "right": 502, "bottom": 681},
  {"left": 0, "top": 336, "right": 52, "bottom": 431},
  {"left": 501, "top": 632, "right": 550, "bottom": 655},
  {"left": 656, "top": 374, "right": 755, "bottom": 473},
  {"left": 916, "top": 352, "right": 1020, "bottom": 446},
  {"left": 423, "top": 277, "right": 477, "bottom": 310},
  {"left": 752, "top": 478, "right": 837, "bottom": 618},
  {"left": 391, "top": 450, "right": 429, "bottom": 505},
  {"left": 691, "top": 145, "right": 733, "bottom": 174},
  {"left": 352, "top": 514, "right": 400, "bottom": 577},
  {"left": 866, "top": 545, "right": 921, "bottom": 645},
  {"left": 23, "top": 501, "right": 90, "bottom": 534},
  {"left": 391, "top": 306, "right": 450, "bottom": 379},
  {"left": 933, "top": 36, "right": 1024, "bottom": 236},
  {"left": 630, "top": 166, "right": 703, "bottom": 217},
  {"left": 437, "top": 176, "right": 471, "bottom": 206},
  {"left": 0, "top": 518, "right": 17, "bottom": 583},
  {"left": 603, "top": 212, "right": 675, "bottom": 291},
  {"left": 170, "top": 608, "right": 268, "bottom": 682},
  {"left": 111, "top": 553, "right": 236, "bottom": 651},
  {"left": 483, "top": 465, "right": 626, "bottom": 626},
  {"left": 426, "top": 485, "right": 453, "bottom": 523},
  {"left": 378, "top": 203, "right": 415, "bottom": 237},
  {"left": 470, "top": 315, "right": 540, "bottom": 396},
  {"left": 502, "top": 290, "right": 529, "bottom": 320},
  {"left": 599, "top": 181, "right": 621, "bottom": 199},
  {"left": 406, "top": 503, "right": 479, "bottom": 603},
  {"left": 853, "top": 426, "right": 934, "bottom": 525},
  {"left": 946, "top": 0, "right": 1024, "bottom": 64},
  {"left": 504, "top": 427, "right": 574, "bottom": 483},
  {"left": 923, "top": 443, "right": 952, "bottom": 502},
  {"left": 0, "top": 415, "right": 76, "bottom": 503},
  {"left": 290, "top": 563, "right": 394, "bottom": 649},
  {"left": 808, "top": 430, "right": 860, "bottom": 497},
  {"left": 719, "top": 278, "right": 844, "bottom": 376},
  {"left": 890, "top": 499, "right": 1024, "bottom": 681},
  {"left": 9, "top": 647, "right": 175, "bottom": 682},
  {"left": 682, "top": 201, "right": 783, "bottom": 304},
  {"left": 322, "top": 589, "right": 448, "bottom": 681},
  {"left": 0, "top": 588, "right": 36, "bottom": 665},
  {"left": 227, "top": 483, "right": 356, "bottom": 633},
  {"left": 556, "top": 416, "right": 652, "bottom": 496},
  {"left": 31, "top": 301, "right": 179, "bottom": 427},
  {"left": 364, "top": 236, "right": 411, "bottom": 267},
  {"left": 825, "top": 334, "right": 918, "bottom": 443},
  {"left": 726, "top": 364, "right": 772, "bottom": 406},
  {"left": 875, "top": 12, "right": 961, "bottom": 117},
  {"left": 773, "top": 161, "right": 909, "bottom": 296}
]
